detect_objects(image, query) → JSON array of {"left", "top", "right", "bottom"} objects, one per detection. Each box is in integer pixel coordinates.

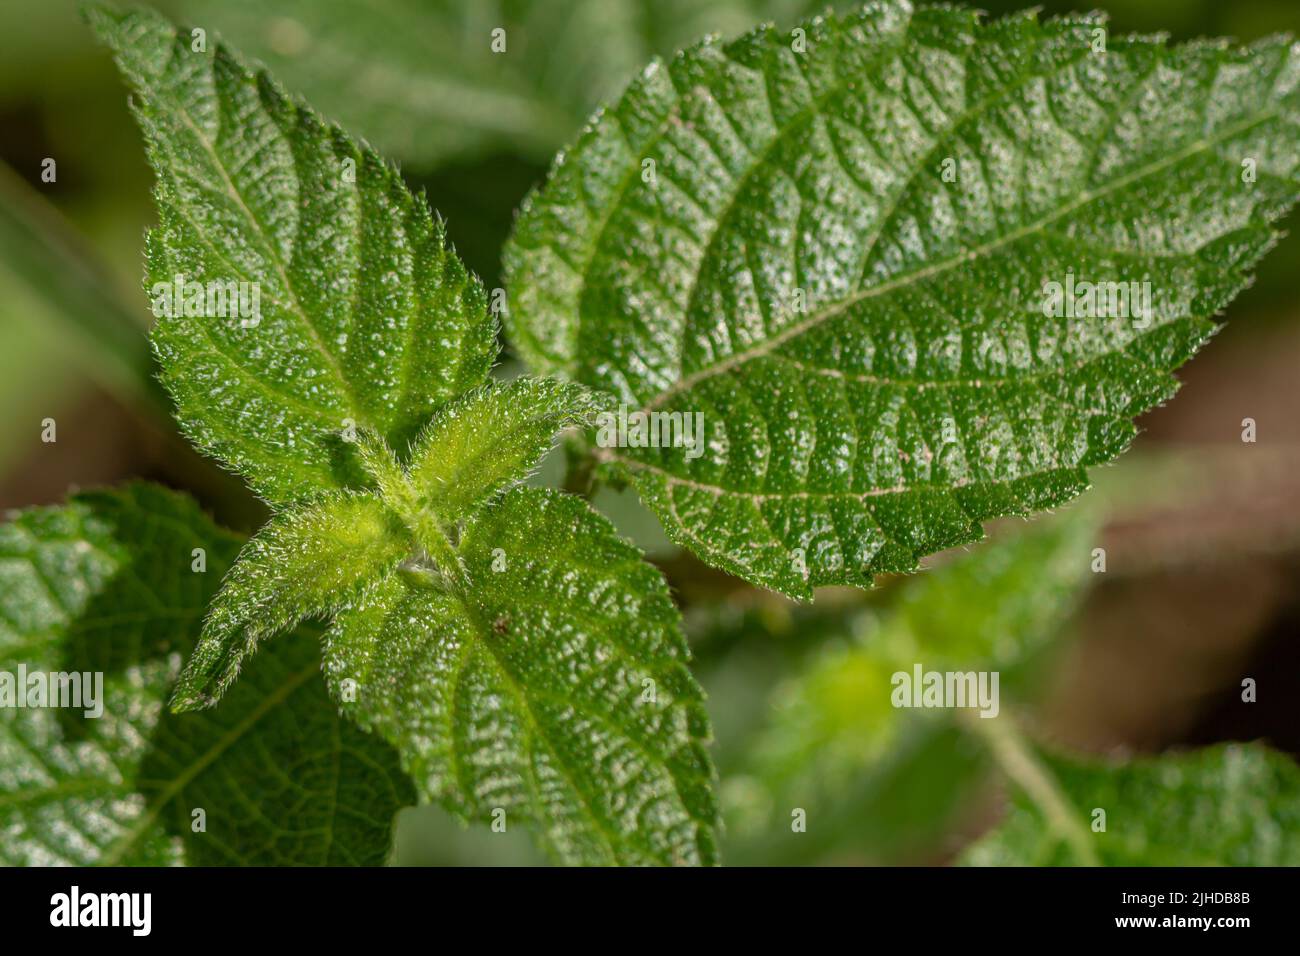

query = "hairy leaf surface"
[
  {"left": 145, "top": 362, "right": 722, "bottom": 861},
  {"left": 170, "top": 494, "right": 410, "bottom": 711},
  {"left": 89, "top": 4, "right": 498, "bottom": 504},
  {"left": 171, "top": 379, "right": 599, "bottom": 711},
  {"left": 405, "top": 377, "right": 598, "bottom": 521},
  {"left": 964, "top": 743, "right": 1300, "bottom": 866},
  {"left": 506, "top": 0, "right": 1300, "bottom": 596},
  {"left": 0, "top": 484, "right": 413, "bottom": 865},
  {"left": 323, "top": 487, "right": 720, "bottom": 865}
]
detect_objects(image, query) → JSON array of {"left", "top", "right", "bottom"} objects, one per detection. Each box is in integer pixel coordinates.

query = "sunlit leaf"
[
  {"left": 89, "top": 2, "right": 498, "bottom": 504},
  {"left": 507, "top": 1, "right": 1300, "bottom": 596},
  {"left": 324, "top": 487, "right": 721, "bottom": 865}
]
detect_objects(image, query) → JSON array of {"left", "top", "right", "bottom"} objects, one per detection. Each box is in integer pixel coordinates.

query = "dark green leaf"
[
  {"left": 0, "top": 484, "right": 414, "bottom": 865},
  {"left": 174, "top": 0, "right": 828, "bottom": 168},
  {"left": 506, "top": 1, "right": 1300, "bottom": 596}
]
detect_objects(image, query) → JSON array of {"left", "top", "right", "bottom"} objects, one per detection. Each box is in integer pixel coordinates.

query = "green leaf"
[
  {"left": 172, "top": 377, "right": 599, "bottom": 711},
  {"left": 0, "top": 484, "right": 414, "bottom": 865},
  {"left": 405, "top": 377, "right": 598, "bottom": 521},
  {"left": 173, "top": 0, "right": 828, "bottom": 169},
  {"left": 735, "top": 510, "right": 1094, "bottom": 853},
  {"left": 505, "top": 1, "right": 1300, "bottom": 597},
  {"left": 88, "top": 3, "right": 498, "bottom": 505},
  {"left": 323, "top": 487, "right": 720, "bottom": 865},
  {"left": 170, "top": 493, "right": 410, "bottom": 711},
  {"left": 963, "top": 742, "right": 1300, "bottom": 866},
  {"left": 879, "top": 506, "right": 1098, "bottom": 668}
]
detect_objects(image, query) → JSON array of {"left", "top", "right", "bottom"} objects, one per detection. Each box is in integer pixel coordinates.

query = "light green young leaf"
[
  {"left": 170, "top": 493, "right": 410, "bottom": 711},
  {"left": 153, "top": 374, "right": 720, "bottom": 862},
  {"left": 174, "top": 0, "right": 828, "bottom": 168},
  {"left": 506, "top": 0, "right": 1300, "bottom": 597},
  {"left": 172, "top": 378, "right": 599, "bottom": 712},
  {"left": 0, "top": 484, "right": 414, "bottom": 865},
  {"left": 405, "top": 377, "right": 598, "bottom": 521},
  {"left": 323, "top": 487, "right": 720, "bottom": 866},
  {"left": 964, "top": 742, "right": 1300, "bottom": 866},
  {"left": 88, "top": 3, "right": 498, "bottom": 505},
  {"left": 738, "top": 510, "right": 1094, "bottom": 850}
]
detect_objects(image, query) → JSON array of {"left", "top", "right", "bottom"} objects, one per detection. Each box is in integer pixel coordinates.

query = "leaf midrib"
[
  {"left": 422, "top": 522, "right": 710, "bottom": 865},
  {"left": 638, "top": 106, "right": 1279, "bottom": 416},
  {"left": 547, "top": 15, "right": 1062, "bottom": 386},
  {"left": 99, "top": 660, "right": 318, "bottom": 865},
  {"left": 155, "top": 38, "right": 369, "bottom": 424},
  {"left": 434, "top": 579, "right": 626, "bottom": 865}
]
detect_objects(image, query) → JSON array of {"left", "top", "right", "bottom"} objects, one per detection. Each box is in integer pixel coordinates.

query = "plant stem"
[
  {"left": 964, "top": 709, "right": 1100, "bottom": 866},
  {"left": 408, "top": 511, "right": 464, "bottom": 590}
]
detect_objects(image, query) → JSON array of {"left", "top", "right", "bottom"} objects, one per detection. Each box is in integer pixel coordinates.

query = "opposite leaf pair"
[
  {"left": 173, "top": 377, "right": 719, "bottom": 866},
  {"left": 170, "top": 376, "right": 597, "bottom": 709},
  {"left": 90, "top": 2, "right": 720, "bottom": 865}
]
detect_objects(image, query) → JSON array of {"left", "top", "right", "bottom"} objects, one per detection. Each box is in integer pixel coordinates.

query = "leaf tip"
[
  {"left": 167, "top": 688, "right": 207, "bottom": 714},
  {"left": 169, "top": 656, "right": 224, "bottom": 713}
]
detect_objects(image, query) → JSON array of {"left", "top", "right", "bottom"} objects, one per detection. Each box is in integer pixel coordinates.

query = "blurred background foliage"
[{"left": 2, "top": 0, "right": 1299, "bottom": 865}]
